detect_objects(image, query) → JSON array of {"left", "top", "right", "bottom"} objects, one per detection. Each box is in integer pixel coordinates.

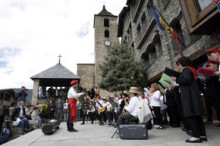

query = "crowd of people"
[
  {"left": 68, "top": 48, "right": 220, "bottom": 143},
  {"left": 1, "top": 48, "right": 219, "bottom": 144}
]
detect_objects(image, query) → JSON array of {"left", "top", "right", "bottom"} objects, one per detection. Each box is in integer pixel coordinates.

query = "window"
[
  {"left": 4, "top": 93, "right": 11, "bottom": 101},
  {"left": 193, "top": 0, "right": 212, "bottom": 13},
  {"left": 0, "top": 93, "right": 3, "bottom": 99},
  {"left": 104, "top": 18, "right": 109, "bottom": 27},
  {"left": 141, "top": 12, "right": 147, "bottom": 28},
  {"left": 141, "top": 52, "right": 149, "bottom": 68},
  {"left": 170, "top": 19, "right": 185, "bottom": 55},
  {"left": 149, "top": 47, "right": 157, "bottom": 65},
  {"left": 156, "top": 41, "right": 163, "bottom": 56},
  {"left": 137, "top": 24, "right": 141, "bottom": 32},
  {"left": 141, "top": 12, "right": 146, "bottom": 21},
  {"left": 179, "top": 0, "right": 217, "bottom": 34},
  {"left": 104, "top": 30, "right": 109, "bottom": 37}
]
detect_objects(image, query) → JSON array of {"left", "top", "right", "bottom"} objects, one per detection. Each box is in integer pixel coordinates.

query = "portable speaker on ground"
[{"left": 119, "top": 124, "right": 148, "bottom": 139}]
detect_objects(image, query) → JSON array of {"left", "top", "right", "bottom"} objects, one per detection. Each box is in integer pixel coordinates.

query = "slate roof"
[
  {"left": 97, "top": 5, "right": 115, "bottom": 17},
  {"left": 31, "top": 63, "right": 80, "bottom": 80}
]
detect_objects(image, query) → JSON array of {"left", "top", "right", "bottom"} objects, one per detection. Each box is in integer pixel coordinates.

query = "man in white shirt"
[
  {"left": 67, "top": 80, "right": 85, "bottom": 132},
  {"left": 117, "top": 87, "right": 140, "bottom": 125},
  {"left": 98, "top": 97, "right": 108, "bottom": 125},
  {"left": 96, "top": 96, "right": 104, "bottom": 113}
]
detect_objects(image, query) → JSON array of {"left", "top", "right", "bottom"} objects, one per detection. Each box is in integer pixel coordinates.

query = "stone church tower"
[
  {"left": 94, "top": 6, "right": 119, "bottom": 96},
  {"left": 77, "top": 5, "right": 119, "bottom": 97}
]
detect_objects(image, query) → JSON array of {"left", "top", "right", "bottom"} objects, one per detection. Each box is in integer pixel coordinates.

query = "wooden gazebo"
[{"left": 31, "top": 63, "right": 80, "bottom": 104}]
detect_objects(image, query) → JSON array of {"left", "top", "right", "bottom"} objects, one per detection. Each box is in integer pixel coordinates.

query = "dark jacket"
[
  {"left": 82, "top": 99, "right": 90, "bottom": 111},
  {"left": 11, "top": 107, "right": 26, "bottom": 121},
  {"left": 206, "top": 75, "right": 220, "bottom": 100},
  {"left": 17, "top": 90, "right": 27, "bottom": 102},
  {"left": 166, "top": 90, "right": 176, "bottom": 107},
  {"left": 176, "top": 67, "right": 205, "bottom": 117},
  {"left": 56, "top": 102, "right": 63, "bottom": 110}
]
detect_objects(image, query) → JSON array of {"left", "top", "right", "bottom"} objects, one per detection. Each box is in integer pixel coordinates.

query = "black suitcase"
[
  {"left": 42, "top": 120, "right": 60, "bottom": 135},
  {"left": 119, "top": 124, "right": 148, "bottom": 139}
]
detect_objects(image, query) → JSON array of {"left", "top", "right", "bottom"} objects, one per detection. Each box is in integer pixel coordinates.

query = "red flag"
[{"left": 173, "top": 31, "right": 178, "bottom": 44}]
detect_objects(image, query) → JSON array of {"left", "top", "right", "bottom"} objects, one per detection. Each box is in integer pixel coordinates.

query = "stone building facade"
[
  {"left": 118, "top": 0, "right": 220, "bottom": 83},
  {"left": 77, "top": 63, "right": 95, "bottom": 90},
  {"left": 77, "top": 6, "right": 119, "bottom": 96},
  {"left": 78, "top": 0, "right": 220, "bottom": 95}
]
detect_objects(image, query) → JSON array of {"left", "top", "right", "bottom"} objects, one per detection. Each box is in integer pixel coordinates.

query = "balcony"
[
  {"left": 132, "top": 0, "right": 145, "bottom": 22},
  {"left": 136, "top": 19, "right": 156, "bottom": 49},
  {"left": 135, "top": 10, "right": 154, "bottom": 49}
]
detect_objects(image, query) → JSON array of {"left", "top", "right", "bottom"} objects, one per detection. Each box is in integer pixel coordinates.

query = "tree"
[{"left": 99, "top": 45, "right": 148, "bottom": 92}]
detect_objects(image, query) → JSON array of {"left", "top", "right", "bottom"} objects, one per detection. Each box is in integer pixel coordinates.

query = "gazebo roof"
[{"left": 31, "top": 63, "right": 80, "bottom": 80}]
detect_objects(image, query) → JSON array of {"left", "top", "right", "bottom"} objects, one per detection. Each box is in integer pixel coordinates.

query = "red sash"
[
  {"left": 95, "top": 89, "right": 98, "bottom": 95},
  {"left": 68, "top": 98, "right": 77, "bottom": 123},
  {"left": 186, "top": 66, "right": 198, "bottom": 80}
]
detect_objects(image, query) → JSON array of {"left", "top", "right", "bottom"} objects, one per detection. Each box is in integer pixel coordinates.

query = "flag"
[
  {"left": 217, "top": 2, "right": 220, "bottom": 13},
  {"left": 159, "top": 17, "right": 173, "bottom": 32},
  {"left": 150, "top": 6, "right": 165, "bottom": 31},
  {"left": 150, "top": 6, "right": 174, "bottom": 32},
  {"left": 213, "top": 0, "right": 220, "bottom": 13},
  {"left": 172, "top": 31, "right": 178, "bottom": 44},
  {"left": 180, "top": 49, "right": 184, "bottom": 57}
]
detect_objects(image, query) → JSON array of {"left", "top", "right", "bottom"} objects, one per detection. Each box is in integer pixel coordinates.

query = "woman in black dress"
[
  {"left": 171, "top": 57, "right": 206, "bottom": 143},
  {"left": 47, "top": 100, "right": 55, "bottom": 119}
]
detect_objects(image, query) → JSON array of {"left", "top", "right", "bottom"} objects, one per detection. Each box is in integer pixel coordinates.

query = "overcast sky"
[{"left": 0, "top": 0, "right": 126, "bottom": 89}]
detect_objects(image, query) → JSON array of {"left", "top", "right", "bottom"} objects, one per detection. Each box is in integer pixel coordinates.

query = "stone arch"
[
  {"left": 153, "top": 33, "right": 163, "bottom": 56},
  {"left": 104, "top": 30, "right": 109, "bottom": 37}
]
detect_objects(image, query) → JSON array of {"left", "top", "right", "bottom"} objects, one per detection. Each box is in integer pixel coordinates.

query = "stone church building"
[
  {"left": 77, "top": 6, "right": 119, "bottom": 97},
  {"left": 77, "top": 0, "right": 220, "bottom": 96}
]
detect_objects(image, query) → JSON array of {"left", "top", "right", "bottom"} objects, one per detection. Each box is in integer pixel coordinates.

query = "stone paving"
[{"left": 3, "top": 121, "right": 220, "bottom": 146}]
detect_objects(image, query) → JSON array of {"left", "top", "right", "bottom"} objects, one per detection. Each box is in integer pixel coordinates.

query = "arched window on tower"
[
  {"left": 104, "top": 18, "right": 109, "bottom": 27},
  {"left": 105, "top": 30, "right": 109, "bottom": 37}
]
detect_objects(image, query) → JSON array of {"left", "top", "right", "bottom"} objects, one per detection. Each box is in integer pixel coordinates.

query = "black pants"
[
  {"left": 66, "top": 104, "right": 74, "bottom": 131},
  {"left": 81, "top": 111, "right": 88, "bottom": 123},
  {"left": 99, "top": 112, "right": 107, "bottom": 123},
  {"left": 153, "top": 106, "right": 163, "bottom": 126},
  {"left": 212, "top": 99, "right": 220, "bottom": 121},
  {"left": 106, "top": 111, "right": 118, "bottom": 123},
  {"left": 167, "top": 106, "right": 180, "bottom": 126},
  {"left": 186, "top": 116, "right": 206, "bottom": 138},
  {"left": 117, "top": 113, "right": 135, "bottom": 125},
  {"left": 175, "top": 96, "right": 190, "bottom": 130},
  {"left": 88, "top": 112, "right": 95, "bottom": 123},
  {"left": 205, "top": 98, "right": 213, "bottom": 122}
]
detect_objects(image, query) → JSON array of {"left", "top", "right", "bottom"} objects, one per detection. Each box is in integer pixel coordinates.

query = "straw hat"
[
  {"left": 122, "top": 91, "right": 129, "bottom": 96},
  {"left": 129, "top": 87, "right": 138, "bottom": 94},
  {"left": 102, "top": 96, "right": 107, "bottom": 101}
]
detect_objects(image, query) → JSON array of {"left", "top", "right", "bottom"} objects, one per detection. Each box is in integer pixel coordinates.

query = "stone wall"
[{"left": 77, "top": 64, "right": 95, "bottom": 90}]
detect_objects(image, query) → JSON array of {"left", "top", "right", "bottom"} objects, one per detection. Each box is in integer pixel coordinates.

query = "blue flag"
[{"left": 150, "top": 6, "right": 165, "bottom": 31}]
